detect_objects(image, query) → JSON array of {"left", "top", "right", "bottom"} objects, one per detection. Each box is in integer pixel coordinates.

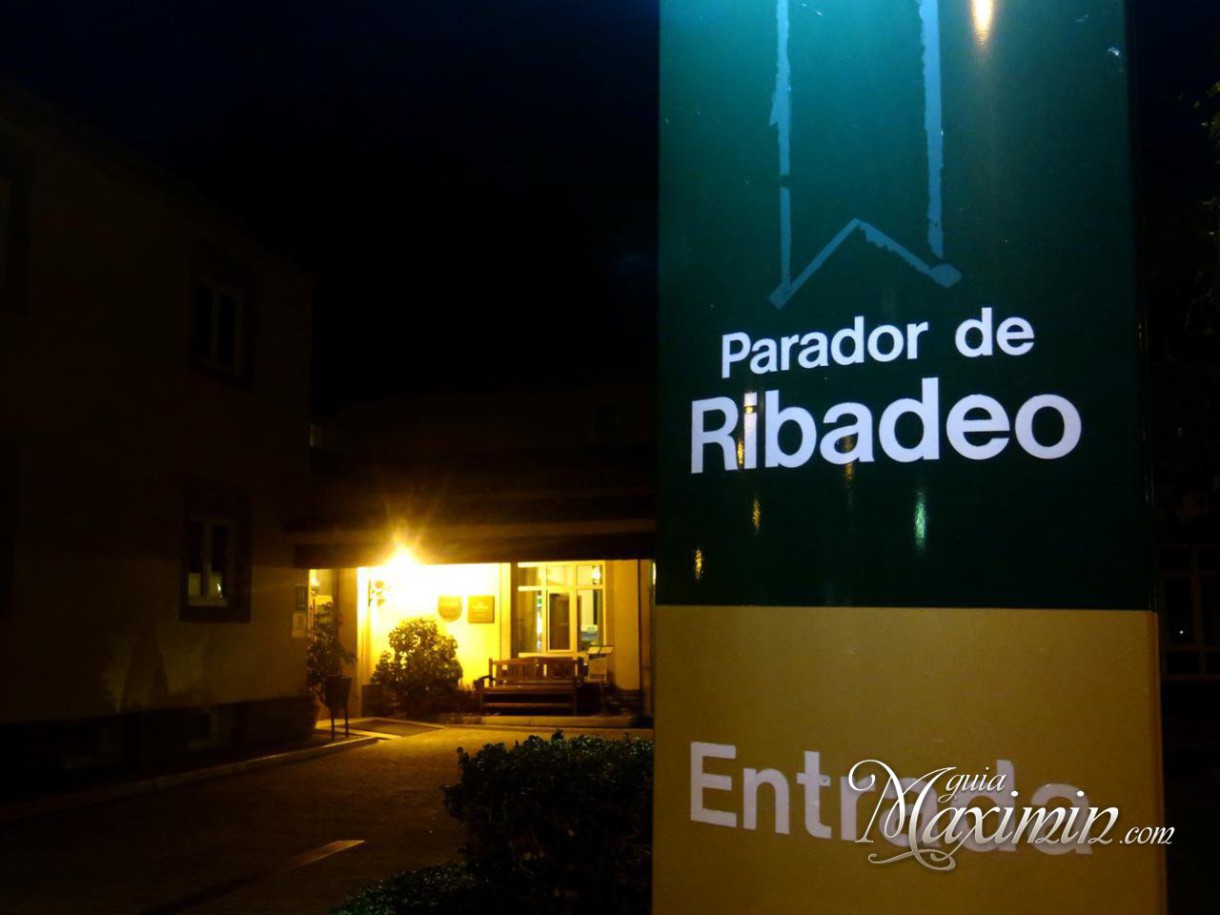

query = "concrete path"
[{"left": 0, "top": 726, "right": 649, "bottom": 915}]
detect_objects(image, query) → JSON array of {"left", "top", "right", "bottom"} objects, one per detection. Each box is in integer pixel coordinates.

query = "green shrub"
[
  {"left": 371, "top": 618, "right": 463, "bottom": 713},
  {"left": 442, "top": 732, "right": 653, "bottom": 915},
  {"left": 331, "top": 861, "right": 496, "bottom": 915}
]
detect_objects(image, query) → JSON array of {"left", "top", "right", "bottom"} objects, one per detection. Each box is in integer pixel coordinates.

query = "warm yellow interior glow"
[
  {"left": 358, "top": 557, "right": 504, "bottom": 687},
  {"left": 972, "top": 0, "right": 995, "bottom": 44}
]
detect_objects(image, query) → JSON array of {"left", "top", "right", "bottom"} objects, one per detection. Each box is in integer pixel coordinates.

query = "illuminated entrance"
[{"left": 308, "top": 554, "right": 653, "bottom": 716}]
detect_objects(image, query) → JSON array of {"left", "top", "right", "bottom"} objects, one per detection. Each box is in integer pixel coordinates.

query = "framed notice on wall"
[
  {"left": 437, "top": 595, "right": 462, "bottom": 622},
  {"left": 468, "top": 595, "right": 495, "bottom": 624}
]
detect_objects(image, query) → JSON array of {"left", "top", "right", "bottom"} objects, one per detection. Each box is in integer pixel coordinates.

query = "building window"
[
  {"left": 190, "top": 277, "right": 245, "bottom": 377},
  {"left": 1160, "top": 544, "right": 1220, "bottom": 678},
  {"left": 514, "top": 561, "right": 605, "bottom": 655},
  {"left": 186, "top": 519, "right": 235, "bottom": 605},
  {"left": 189, "top": 240, "right": 256, "bottom": 387},
  {"left": 182, "top": 479, "right": 251, "bottom": 623}
]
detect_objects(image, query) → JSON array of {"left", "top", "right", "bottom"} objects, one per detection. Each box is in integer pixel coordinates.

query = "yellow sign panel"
[
  {"left": 653, "top": 605, "right": 1166, "bottom": 914},
  {"left": 468, "top": 594, "right": 495, "bottom": 624}
]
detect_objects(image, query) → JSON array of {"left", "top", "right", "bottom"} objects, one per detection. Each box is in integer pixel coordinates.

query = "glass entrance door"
[
  {"left": 547, "top": 591, "right": 572, "bottom": 653},
  {"left": 514, "top": 561, "right": 605, "bottom": 655}
]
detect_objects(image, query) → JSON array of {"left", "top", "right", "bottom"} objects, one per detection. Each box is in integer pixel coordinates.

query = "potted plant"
[{"left": 306, "top": 601, "right": 356, "bottom": 715}]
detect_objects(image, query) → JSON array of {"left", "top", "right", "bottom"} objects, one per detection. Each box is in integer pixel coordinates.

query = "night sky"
[{"left": 0, "top": 1, "right": 1215, "bottom": 409}]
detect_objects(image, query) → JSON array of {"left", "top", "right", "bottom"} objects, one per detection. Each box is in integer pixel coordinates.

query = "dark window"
[
  {"left": 182, "top": 478, "right": 251, "bottom": 623},
  {"left": 189, "top": 278, "right": 246, "bottom": 378},
  {"left": 189, "top": 241, "right": 257, "bottom": 387}
]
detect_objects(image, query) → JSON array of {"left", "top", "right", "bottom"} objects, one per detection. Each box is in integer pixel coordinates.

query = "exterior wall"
[
  {"left": 606, "top": 560, "right": 643, "bottom": 693},
  {"left": 0, "top": 99, "right": 311, "bottom": 735}
]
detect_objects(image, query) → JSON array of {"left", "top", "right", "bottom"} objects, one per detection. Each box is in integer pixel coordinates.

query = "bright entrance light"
[{"left": 382, "top": 545, "right": 422, "bottom": 601}]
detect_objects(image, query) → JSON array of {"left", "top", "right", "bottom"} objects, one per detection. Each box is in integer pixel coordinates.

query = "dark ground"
[{"left": 0, "top": 725, "right": 650, "bottom": 915}]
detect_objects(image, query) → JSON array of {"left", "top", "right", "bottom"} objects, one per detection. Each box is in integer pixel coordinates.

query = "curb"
[
  {"left": 346, "top": 718, "right": 445, "bottom": 734},
  {"left": 0, "top": 735, "right": 380, "bottom": 826},
  {"left": 444, "top": 722, "right": 656, "bottom": 737}
]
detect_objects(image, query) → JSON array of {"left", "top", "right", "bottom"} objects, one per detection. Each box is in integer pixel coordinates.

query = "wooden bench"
[{"left": 475, "top": 657, "right": 584, "bottom": 715}]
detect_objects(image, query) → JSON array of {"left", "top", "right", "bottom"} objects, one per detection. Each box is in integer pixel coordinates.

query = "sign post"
[{"left": 656, "top": 1, "right": 1166, "bottom": 911}]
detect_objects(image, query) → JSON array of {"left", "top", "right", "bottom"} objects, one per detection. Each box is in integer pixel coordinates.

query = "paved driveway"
[{"left": 0, "top": 726, "right": 649, "bottom": 915}]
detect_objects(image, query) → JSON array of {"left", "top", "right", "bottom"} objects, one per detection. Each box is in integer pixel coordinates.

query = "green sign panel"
[{"left": 659, "top": 0, "right": 1148, "bottom": 609}]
